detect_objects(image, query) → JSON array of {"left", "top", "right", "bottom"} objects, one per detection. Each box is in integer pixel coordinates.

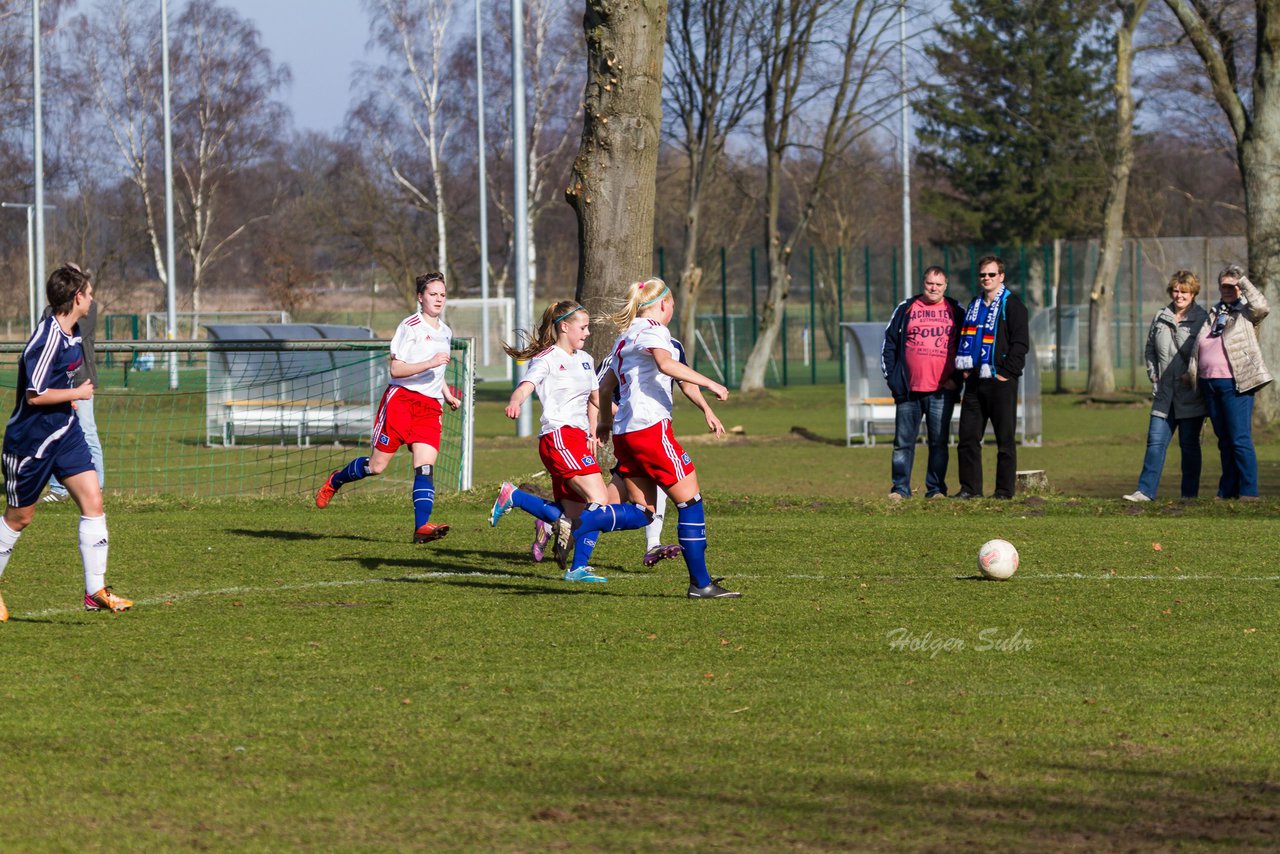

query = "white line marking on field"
[{"left": 17, "top": 570, "right": 528, "bottom": 619}]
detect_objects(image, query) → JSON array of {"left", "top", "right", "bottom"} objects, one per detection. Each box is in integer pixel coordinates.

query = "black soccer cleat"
[{"left": 687, "top": 578, "right": 742, "bottom": 599}]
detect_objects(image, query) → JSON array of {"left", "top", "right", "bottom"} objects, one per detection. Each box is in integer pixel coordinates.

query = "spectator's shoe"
[
  {"left": 1122, "top": 491, "right": 1152, "bottom": 503},
  {"left": 887, "top": 492, "right": 905, "bottom": 503},
  {"left": 413, "top": 522, "right": 450, "bottom": 544},
  {"left": 687, "top": 578, "right": 742, "bottom": 599},
  {"left": 927, "top": 492, "right": 948, "bottom": 500},
  {"left": 642, "top": 544, "right": 683, "bottom": 568},
  {"left": 563, "top": 566, "right": 607, "bottom": 583},
  {"left": 551, "top": 517, "right": 573, "bottom": 570},
  {"left": 954, "top": 492, "right": 979, "bottom": 500},
  {"left": 0, "top": 590, "right": 8, "bottom": 622},
  {"left": 490, "top": 481, "right": 517, "bottom": 527},
  {"left": 84, "top": 587, "right": 133, "bottom": 613},
  {"left": 530, "top": 520, "right": 550, "bottom": 563},
  {"left": 315, "top": 471, "right": 341, "bottom": 509},
  {"left": 41, "top": 490, "right": 68, "bottom": 504}
]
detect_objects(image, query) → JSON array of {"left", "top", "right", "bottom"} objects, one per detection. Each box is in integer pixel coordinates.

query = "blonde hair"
[
  {"left": 503, "top": 299, "right": 587, "bottom": 360},
  {"left": 607, "top": 277, "right": 670, "bottom": 331},
  {"left": 1167, "top": 270, "right": 1200, "bottom": 299}
]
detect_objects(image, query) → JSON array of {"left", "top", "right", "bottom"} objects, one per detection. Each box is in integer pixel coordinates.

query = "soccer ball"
[{"left": 977, "top": 539, "right": 1019, "bottom": 580}]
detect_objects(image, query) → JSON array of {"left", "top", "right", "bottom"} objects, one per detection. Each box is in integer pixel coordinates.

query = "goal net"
[{"left": 0, "top": 336, "right": 475, "bottom": 499}]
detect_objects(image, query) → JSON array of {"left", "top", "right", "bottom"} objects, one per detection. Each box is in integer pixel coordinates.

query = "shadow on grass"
[{"left": 226, "top": 527, "right": 382, "bottom": 543}]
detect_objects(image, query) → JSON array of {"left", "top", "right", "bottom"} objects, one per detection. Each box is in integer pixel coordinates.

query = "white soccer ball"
[{"left": 977, "top": 539, "right": 1019, "bottom": 580}]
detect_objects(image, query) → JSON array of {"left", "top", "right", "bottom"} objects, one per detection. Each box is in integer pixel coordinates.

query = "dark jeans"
[
  {"left": 957, "top": 376, "right": 1018, "bottom": 498},
  {"left": 1135, "top": 413, "right": 1203, "bottom": 499},
  {"left": 1202, "top": 378, "right": 1258, "bottom": 498},
  {"left": 891, "top": 389, "right": 958, "bottom": 497}
]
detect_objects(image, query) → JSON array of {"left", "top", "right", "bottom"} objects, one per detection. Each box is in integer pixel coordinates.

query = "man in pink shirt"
[{"left": 880, "top": 266, "right": 964, "bottom": 499}]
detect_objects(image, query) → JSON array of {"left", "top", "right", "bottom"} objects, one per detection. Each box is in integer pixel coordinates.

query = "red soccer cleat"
[
  {"left": 315, "top": 470, "right": 340, "bottom": 509},
  {"left": 413, "top": 522, "right": 450, "bottom": 544}
]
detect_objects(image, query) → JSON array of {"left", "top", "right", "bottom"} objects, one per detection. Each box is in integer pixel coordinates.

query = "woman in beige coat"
[{"left": 1189, "top": 265, "right": 1271, "bottom": 500}]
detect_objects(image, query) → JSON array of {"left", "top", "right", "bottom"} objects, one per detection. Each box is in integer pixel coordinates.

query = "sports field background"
[{"left": 1, "top": 385, "right": 1276, "bottom": 850}]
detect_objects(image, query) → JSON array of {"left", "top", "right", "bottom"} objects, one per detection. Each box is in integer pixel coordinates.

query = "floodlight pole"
[
  {"left": 32, "top": 0, "right": 46, "bottom": 298},
  {"left": 900, "top": 3, "right": 912, "bottom": 296},
  {"left": 511, "top": 0, "right": 532, "bottom": 437},
  {"left": 476, "top": 0, "right": 491, "bottom": 367},
  {"left": 161, "top": 0, "right": 180, "bottom": 389},
  {"left": 1, "top": 202, "right": 52, "bottom": 332}
]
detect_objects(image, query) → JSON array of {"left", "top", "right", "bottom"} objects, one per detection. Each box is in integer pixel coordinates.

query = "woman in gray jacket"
[
  {"left": 1125, "top": 271, "right": 1209, "bottom": 501},
  {"left": 1190, "top": 264, "right": 1271, "bottom": 500}
]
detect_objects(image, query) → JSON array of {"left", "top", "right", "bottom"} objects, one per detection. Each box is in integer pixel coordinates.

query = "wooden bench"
[{"left": 215, "top": 400, "right": 372, "bottom": 447}]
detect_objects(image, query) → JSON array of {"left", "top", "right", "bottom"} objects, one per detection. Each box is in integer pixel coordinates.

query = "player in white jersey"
[
  {"left": 596, "top": 337, "right": 725, "bottom": 568},
  {"left": 489, "top": 301, "right": 611, "bottom": 582},
  {"left": 589, "top": 278, "right": 740, "bottom": 599},
  {"left": 315, "top": 272, "right": 461, "bottom": 544}
]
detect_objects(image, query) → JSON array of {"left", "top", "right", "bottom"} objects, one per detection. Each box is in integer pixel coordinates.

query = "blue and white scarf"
[{"left": 955, "top": 287, "right": 1007, "bottom": 378}]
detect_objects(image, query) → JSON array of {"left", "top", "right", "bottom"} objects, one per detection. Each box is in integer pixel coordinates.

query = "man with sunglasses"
[{"left": 953, "top": 255, "right": 1030, "bottom": 499}]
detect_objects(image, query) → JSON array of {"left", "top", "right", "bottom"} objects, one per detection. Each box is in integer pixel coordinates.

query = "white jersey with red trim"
[
  {"left": 388, "top": 311, "right": 452, "bottom": 399},
  {"left": 522, "top": 345, "right": 597, "bottom": 435},
  {"left": 609, "top": 318, "right": 677, "bottom": 435}
]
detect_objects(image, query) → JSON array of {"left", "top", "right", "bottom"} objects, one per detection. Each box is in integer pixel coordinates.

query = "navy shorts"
[{"left": 3, "top": 424, "right": 94, "bottom": 508}]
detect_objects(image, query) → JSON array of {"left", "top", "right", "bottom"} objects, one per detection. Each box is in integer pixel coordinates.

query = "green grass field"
[{"left": 1, "top": 386, "right": 1278, "bottom": 851}]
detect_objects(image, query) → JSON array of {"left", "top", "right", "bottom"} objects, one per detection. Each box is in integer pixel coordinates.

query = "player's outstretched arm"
[
  {"left": 504, "top": 381, "right": 535, "bottom": 420},
  {"left": 677, "top": 381, "right": 725, "bottom": 436},
  {"left": 653, "top": 349, "right": 728, "bottom": 401}
]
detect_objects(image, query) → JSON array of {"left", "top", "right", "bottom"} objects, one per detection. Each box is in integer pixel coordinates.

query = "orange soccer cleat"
[
  {"left": 85, "top": 586, "right": 133, "bottom": 613},
  {"left": 315, "top": 470, "right": 341, "bottom": 509},
  {"left": 413, "top": 522, "right": 450, "bottom": 544}
]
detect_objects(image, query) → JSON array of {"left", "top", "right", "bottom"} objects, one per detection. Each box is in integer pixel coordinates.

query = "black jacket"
[
  {"left": 880, "top": 294, "right": 964, "bottom": 403},
  {"left": 957, "top": 290, "right": 1031, "bottom": 382}
]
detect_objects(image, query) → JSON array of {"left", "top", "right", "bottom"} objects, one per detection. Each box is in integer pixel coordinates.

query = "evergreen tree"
[{"left": 917, "top": 0, "right": 1114, "bottom": 245}]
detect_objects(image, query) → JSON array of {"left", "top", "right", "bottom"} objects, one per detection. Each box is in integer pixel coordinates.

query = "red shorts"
[
  {"left": 372, "top": 386, "right": 442, "bottom": 454},
  {"left": 612, "top": 420, "right": 694, "bottom": 490},
  {"left": 538, "top": 426, "right": 601, "bottom": 503}
]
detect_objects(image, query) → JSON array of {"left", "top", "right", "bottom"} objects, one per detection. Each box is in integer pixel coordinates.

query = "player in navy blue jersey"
[{"left": 0, "top": 264, "right": 133, "bottom": 620}]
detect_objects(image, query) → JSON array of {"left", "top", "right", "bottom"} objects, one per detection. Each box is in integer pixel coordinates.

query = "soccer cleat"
[
  {"left": 687, "top": 578, "right": 742, "bottom": 599},
  {"left": 84, "top": 586, "right": 133, "bottom": 613},
  {"left": 551, "top": 516, "right": 573, "bottom": 570},
  {"left": 563, "top": 566, "right": 607, "bottom": 583},
  {"left": 642, "top": 543, "right": 683, "bottom": 568},
  {"left": 0, "top": 590, "right": 8, "bottom": 622},
  {"left": 42, "top": 490, "right": 68, "bottom": 504},
  {"left": 1123, "top": 491, "right": 1152, "bottom": 503},
  {"left": 530, "top": 520, "right": 550, "bottom": 563},
  {"left": 490, "top": 481, "right": 517, "bottom": 527},
  {"left": 413, "top": 522, "right": 450, "bottom": 544},
  {"left": 315, "top": 470, "right": 341, "bottom": 509}
]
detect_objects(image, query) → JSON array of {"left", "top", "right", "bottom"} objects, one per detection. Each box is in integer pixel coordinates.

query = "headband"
[
  {"left": 639, "top": 286, "right": 669, "bottom": 308},
  {"left": 554, "top": 305, "right": 585, "bottom": 324}
]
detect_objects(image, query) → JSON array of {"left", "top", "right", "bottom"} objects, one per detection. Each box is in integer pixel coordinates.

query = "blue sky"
[{"left": 217, "top": 0, "right": 372, "bottom": 133}]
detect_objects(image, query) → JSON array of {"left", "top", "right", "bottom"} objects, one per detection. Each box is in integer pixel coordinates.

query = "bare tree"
[
  {"left": 357, "top": 0, "right": 457, "bottom": 279},
  {"left": 738, "top": 0, "right": 899, "bottom": 392},
  {"left": 1087, "top": 0, "right": 1151, "bottom": 395},
  {"left": 567, "top": 0, "right": 668, "bottom": 362},
  {"left": 663, "top": 0, "right": 765, "bottom": 346},
  {"left": 74, "top": 0, "right": 288, "bottom": 317},
  {"left": 1163, "top": 0, "right": 1280, "bottom": 422}
]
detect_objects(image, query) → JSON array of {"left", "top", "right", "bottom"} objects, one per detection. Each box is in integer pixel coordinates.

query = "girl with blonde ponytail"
[{"left": 571, "top": 277, "right": 741, "bottom": 599}]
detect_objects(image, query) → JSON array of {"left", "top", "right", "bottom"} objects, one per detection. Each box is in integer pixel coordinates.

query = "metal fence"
[{"left": 658, "top": 236, "right": 1247, "bottom": 389}]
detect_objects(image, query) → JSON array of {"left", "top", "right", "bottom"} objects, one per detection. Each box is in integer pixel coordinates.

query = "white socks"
[
  {"left": 0, "top": 518, "right": 21, "bottom": 578},
  {"left": 645, "top": 491, "right": 668, "bottom": 549},
  {"left": 79, "top": 514, "right": 109, "bottom": 594}
]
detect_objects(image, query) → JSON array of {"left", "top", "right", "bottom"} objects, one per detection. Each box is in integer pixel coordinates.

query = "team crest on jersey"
[
  {"left": 581, "top": 454, "right": 595, "bottom": 466},
  {"left": 681, "top": 452, "right": 691, "bottom": 465},
  {"left": 581, "top": 362, "right": 590, "bottom": 370},
  {"left": 379, "top": 433, "right": 390, "bottom": 445}
]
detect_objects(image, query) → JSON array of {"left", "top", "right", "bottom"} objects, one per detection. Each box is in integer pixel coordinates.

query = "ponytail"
[
  {"left": 606, "top": 277, "right": 669, "bottom": 331},
  {"left": 503, "top": 299, "right": 587, "bottom": 360}
]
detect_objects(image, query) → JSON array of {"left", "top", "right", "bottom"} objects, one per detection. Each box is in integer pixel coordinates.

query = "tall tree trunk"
[
  {"left": 1086, "top": 0, "right": 1146, "bottom": 395},
  {"left": 1241, "top": 133, "right": 1280, "bottom": 420},
  {"left": 677, "top": 185, "right": 703, "bottom": 346},
  {"left": 568, "top": 0, "right": 668, "bottom": 364},
  {"left": 740, "top": 144, "right": 788, "bottom": 391}
]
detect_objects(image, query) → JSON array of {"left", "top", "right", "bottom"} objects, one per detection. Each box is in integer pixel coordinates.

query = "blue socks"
[
  {"left": 571, "top": 502, "right": 651, "bottom": 570},
  {"left": 413, "top": 465, "right": 434, "bottom": 528},
  {"left": 511, "top": 489, "right": 563, "bottom": 524},
  {"left": 332, "top": 456, "right": 371, "bottom": 488},
  {"left": 676, "top": 495, "right": 711, "bottom": 588}
]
